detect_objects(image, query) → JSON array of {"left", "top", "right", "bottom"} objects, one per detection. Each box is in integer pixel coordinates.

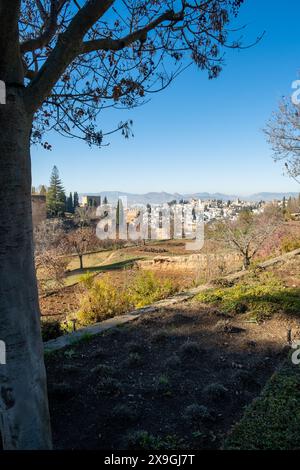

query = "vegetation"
[
  {"left": 210, "top": 206, "right": 283, "bottom": 269},
  {"left": 196, "top": 272, "right": 300, "bottom": 322},
  {"left": 281, "top": 235, "right": 300, "bottom": 253},
  {"left": 77, "top": 277, "right": 131, "bottom": 325},
  {"left": 128, "top": 270, "right": 178, "bottom": 308},
  {"left": 46, "top": 166, "right": 66, "bottom": 217},
  {"left": 76, "top": 271, "right": 178, "bottom": 326},
  {"left": 225, "top": 361, "right": 300, "bottom": 450}
]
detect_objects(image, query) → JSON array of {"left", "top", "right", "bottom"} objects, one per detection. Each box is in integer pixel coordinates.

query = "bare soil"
[{"left": 47, "top": 299, "right": 293, "bottom": 450}]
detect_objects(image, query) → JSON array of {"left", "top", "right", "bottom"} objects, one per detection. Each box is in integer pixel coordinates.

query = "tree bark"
[
  {"left": 79, "top": 254, "right": 83, "bottom": 270},
  {"left": 243, "top": 255, "right": 251, "bottom": 270},
  {"left": 0, "top": 85, "right": 52, "bottom": 449}
]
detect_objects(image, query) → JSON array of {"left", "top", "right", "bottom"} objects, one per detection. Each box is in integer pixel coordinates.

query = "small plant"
[
  {"left": 112, "top": 404, "right": 138, "bottom": 423},
  {"left": 183, "top": 404, "right": 211, "bottom": 422},
  {"left": 203, "top": 383, "right": 228, "bottom": 401},
  {"left": 90, "top": 364, "right": 115, "bottom": 376},
  {"left": 94, "top": 377, "right": 122, "bottom": 396},
  {"left": 125, "top": 352, "right": 143, "bottom": 367},
  {"left": 155, "top": 374, "right": 171, "bottom": 394},
  {"left": 64, "top": 348, "right": 76, "bottom": 359}
]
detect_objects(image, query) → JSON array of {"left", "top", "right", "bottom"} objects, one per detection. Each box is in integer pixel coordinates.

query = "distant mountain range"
[{"left": 79, "top": 191, "right": 299, "bottom": 205}]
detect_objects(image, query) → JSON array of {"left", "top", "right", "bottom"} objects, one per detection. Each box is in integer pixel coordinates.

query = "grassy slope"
[{"left": 224, "top": 359, "right": 300, "bottom": 450}]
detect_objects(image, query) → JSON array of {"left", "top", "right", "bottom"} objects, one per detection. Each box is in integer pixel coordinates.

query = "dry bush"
[{"left": 36, "top": 250, "right": 69, "bottom": 294}]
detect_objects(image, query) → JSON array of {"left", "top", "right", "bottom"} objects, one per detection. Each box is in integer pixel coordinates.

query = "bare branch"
[
  {"left": 82, "top": 9, "right": 184, "bottom": 53},
  {"left": 25, "top": 0, "right": 115, "bottom": 110}
]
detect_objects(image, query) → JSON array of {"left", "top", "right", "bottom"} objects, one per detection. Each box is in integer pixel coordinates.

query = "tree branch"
[
  {"left": 82, "top": 9, "right": 184, "bottom": 53},
  {"left": 25, "top": 0, "right": 115, "bottom": 111},
  {"left": 20, "top": 0, "right": 66, "bottom": 53}
]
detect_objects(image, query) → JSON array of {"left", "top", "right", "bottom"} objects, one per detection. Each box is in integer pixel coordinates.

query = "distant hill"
[
  {"left": 245, "top": 192, "right": 299, "bottom": 202},
  {"left": 79, "top": 191, "right": 299, "bottom": 205}
]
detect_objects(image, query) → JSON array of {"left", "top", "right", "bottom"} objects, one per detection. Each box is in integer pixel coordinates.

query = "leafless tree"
[
  {"left": 265, "top": 97, "right": 300, "bottom": 181},
  {"left": 212, "top": 206, "right": 283, "bottom": 269},
  {"left": 64, "top": 226, "right": 98, "bottom": 269},
  {"left": 0, "top": 0, "right": 247, "bottom": 449}
]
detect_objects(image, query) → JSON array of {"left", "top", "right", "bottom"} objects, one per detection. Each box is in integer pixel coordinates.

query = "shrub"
[
  {"left": 155, "top": 374, "right": 171, "bottom": 393},
  {"left": 203, "top": 383, "right": 228, "bottom": 401},
  {"left": 90, "top": 364, "right": 115, "bottom": 376},
  {"left": 128, "top": 271, "right": 178, "bottom": 308},
  {"left": 125, "top": 352, "right": 143, "bottom": 367},
  {"left": 77, "top": 277, "right": 132, "bottom": 326},
  {"left": 79, "top": 272, "right": 95, "bottom": 289},
  {"left": 75, "top": 271, "right": 178, "bottom": 327},
  {"left": 183, "top": 404, "right": 211, "bottom": 422},
  {"left": 196, "top": 274, "right": 300, "bottom": 322},
  {"left": 94, "top": 377, "right": 122, "bottom": 396},
  {"left": 281, "top": 236, "right": 300, "bottom": 254},
  {"left": 41, "top": 319, "right": 63, "bottom": 341}
]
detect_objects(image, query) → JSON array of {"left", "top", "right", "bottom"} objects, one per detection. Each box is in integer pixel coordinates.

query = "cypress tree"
[
  {"left": 66, "top": 192, "right": 74, "bottom": 213},
  {"left": 73, "top": 192, "right": 79, "bottom": 209}
]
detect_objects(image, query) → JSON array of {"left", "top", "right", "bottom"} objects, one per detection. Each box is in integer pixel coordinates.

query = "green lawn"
[{"left": 64, "top": 251, "right": 143, "bottom": 287}]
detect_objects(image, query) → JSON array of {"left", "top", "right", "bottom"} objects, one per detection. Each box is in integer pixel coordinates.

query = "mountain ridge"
[{"left": 79, "top": 191, "right": 299, "bottom": 204}]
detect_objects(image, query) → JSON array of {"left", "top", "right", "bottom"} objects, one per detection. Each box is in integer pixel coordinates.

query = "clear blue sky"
[{"left": 31, "top": 0, "right": 300, "bottom": 196}]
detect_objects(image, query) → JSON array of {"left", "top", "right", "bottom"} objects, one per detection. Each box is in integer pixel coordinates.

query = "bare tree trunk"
[
  {"left": 243, "top": 255, "right": 251, "bottom": 270},
  {"left": 79, "top": 254, "right": 83, "bottom": 270},
  {"left": 0, "top": 85, "right": 52, "bottom": 449}
]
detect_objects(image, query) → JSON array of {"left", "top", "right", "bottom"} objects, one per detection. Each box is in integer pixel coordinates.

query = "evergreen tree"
[
  {"left": 103, "top": 196, "right": 108, "bottom": 204},
  {"left": 46, "top": 166, "right": 66, "bottom": 217},
  {"left": 66, "top": 192, "right": 74, "bottom": 213},
  {"left": 39, "top": 185, "right": 47, "bottom": 196},
  {"left": 282, "top": 196, "right": 287, "bottom": 217},
  {"left": 73, "top": 192, "right": 79, "bottom": 209}
]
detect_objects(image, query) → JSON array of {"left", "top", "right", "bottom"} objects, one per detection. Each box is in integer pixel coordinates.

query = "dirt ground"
[{"left": 47, "top": 299, "right": 294, "bottom": 450}]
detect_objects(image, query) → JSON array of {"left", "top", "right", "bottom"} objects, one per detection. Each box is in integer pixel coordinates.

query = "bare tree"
[
  {"left": 64, "top": 226, "right": 98, "bottom": 270},
  {"left": 212, "top": 206, "right": 283, "bottom": 270},
  {"left": 34, "top": 219, "right": 68, "bottom": 293},
  {"left": 265, "top": 97, "right": 300, "bottom": 181},
  {"left": 0, "top": 0, "right": 246, "bottom": 449}
]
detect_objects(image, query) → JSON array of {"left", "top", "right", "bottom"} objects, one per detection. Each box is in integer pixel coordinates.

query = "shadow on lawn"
[{"left": 65, "top": 257, "right": 144, "bottom": 277}]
